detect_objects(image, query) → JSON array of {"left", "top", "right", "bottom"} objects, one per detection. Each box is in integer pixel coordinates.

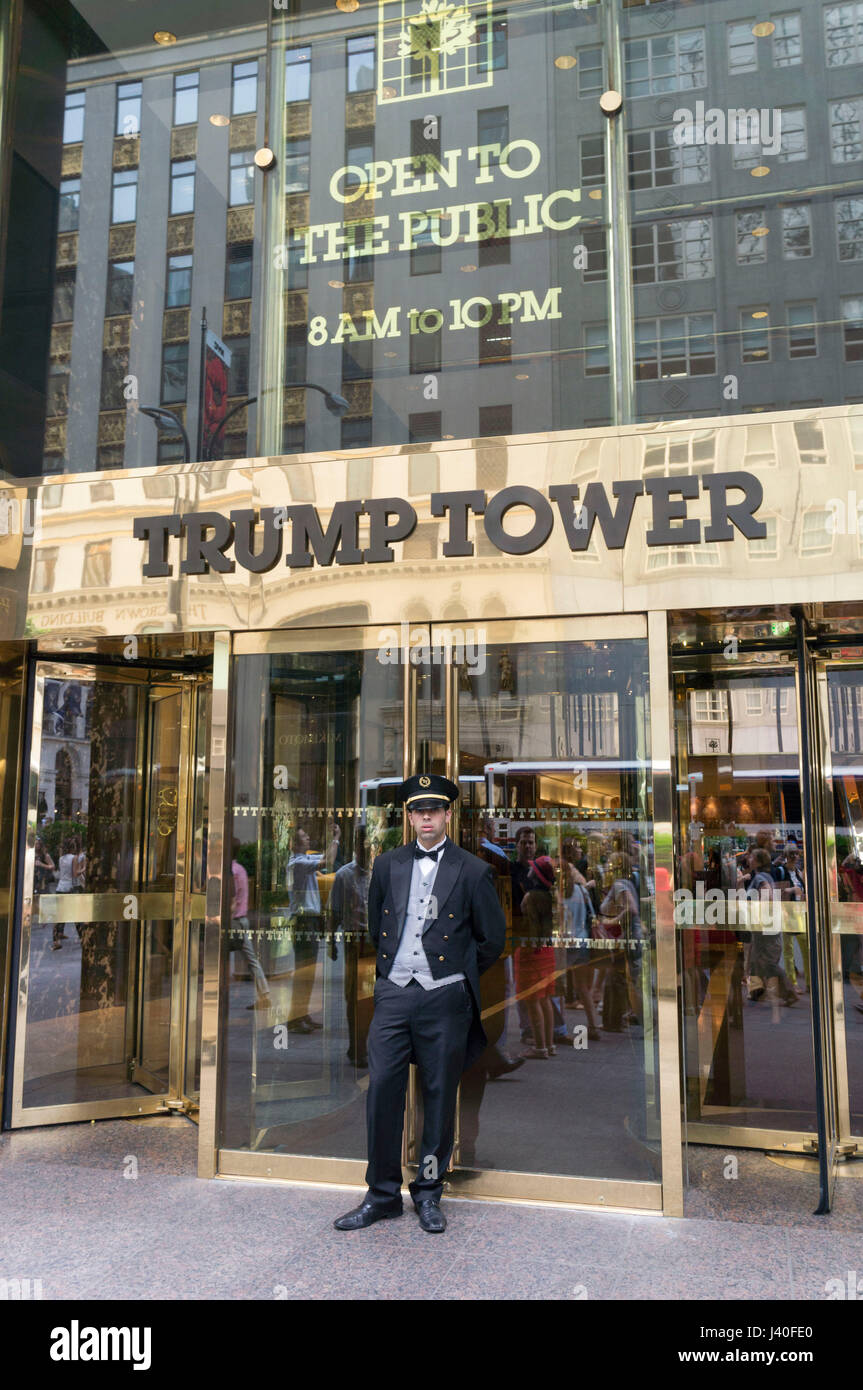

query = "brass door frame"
[
  {"left": 8, "top": 661, "right": 205, "bottom": 1128},
  {"left": 211, "top": 616, "right": 682, "bottom": 1214},
  {"left": 673, "top": 640, "right": 841, "bottom": 1165},
  {"left": 814, "top": 653, "right": 863, "bottom": 1153}
]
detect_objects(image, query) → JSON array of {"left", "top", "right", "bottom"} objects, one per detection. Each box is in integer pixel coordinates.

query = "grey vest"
[{"left": 389, "top": 851, "right": 465, "bottom": 990}]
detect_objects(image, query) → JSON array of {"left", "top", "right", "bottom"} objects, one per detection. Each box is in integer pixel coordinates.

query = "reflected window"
[
  {"left": 225, "top": 243, "right": 253, "bottom": 300},
  {"left": 174, "top": 71, "right": 199, "bottom": 126},
  {"left": 410, "top": 313, "right": 442, "bottom": 373},
  {"left": 826, "top": 3, "right": 863, "bottom": 67},
  {"left": 631, "top": 216, "right": 713, "bottom": 283},
  {"left": 787, "top": 303, "right": 817, "bottom": 358},
  {"left": 82, "top": 540, "right": 111, "bottom": 587},
  {"left": 577, "top": 45, "right": 603, "bottom": 97},
  {"left": 782, "top": 202, "right": 812, "bottom": 258},
  {"left": 282, "top": 422, "right": 305, "bottom": 453},
  {"left": 286, "top": 46, "right": 311, "bottom": 102},
  {"left": 624, "top": 29, "right": 706, "bottom": 98},
  {"left": 285, "top": 139, "right": 310, "bottom": 193},
  {"left": 773, "top": 11, "right": 802, "bottom": 65},
  {"left": 831, "top": 97, "right": 863, "bottom": 163},
  {"left": 63, "top": 90, "right": 85, "bottom": 144},
  {"left": 842, "top": 296, "right": 863, "bottom": 361},
  {"left": 628, "top": 127, "right": 709, "bottom": 188},
  {"left": 156, "top": 438, "right": 185, "bottom": 465},
  {"left": 585, "top": 324, "right": 609, "bottom": 376},
  {"left": 232, "top": 60, "right": 258, "bottom": 115},
  {"left": 837, "top": 195, "right": 863, "bottom": 260},
  {"left": 580, "top": 135, "right": 604, "bottom": 186},
  {"left": 581, "top": 226, "right": 607, "bottom": 281},
  {"left": 732, "top": 106, "right": 806, "bottom": 166},
  {"left": 285, "top": 324, "right": 307, "bottom": 382},
  {"left": 32, "top": 547, "right": 58, "bottom": 594},
  {"left": 58, "top": 178, "right": 80, "bottom": 232},
  {"left": 166, "top": 253, "right": 193, "bottom": 308},
  {"left": 410, "top": 223, "right": 441, "bottom": 276},
  {"left": 229, "top": 149, "right": 255, "bottom": 206},
  {"left": 106, "top": 260, "right": 134, "bottom": 317},
  {"left": 52, "top": 268, "right": 75, "bottom": 322},
  {"left": 736, "top": 209, "right": 768, "bottom": 264},
  {"left": 748, "top": 513, "right": 779, "bottom": 559},
  {"left": 801, "top": 508, "right": 834, "bottom": 555},
  {"left": 227, "top": 337, "right": 250, "bottom": 397},
  {"left": 342, "top": 337, "right": 372, "bottom": 381},
  {"left": 479, "top": 305, "right": 512, "bottom": 365},
  {"left": 111, "top": 169, "right": 137, "bottom": 224},
  {"left": 161, "top": 342, "right": 189, "bottom": 404},
  {"left": 693, "top": 689, "right": 728, "bottom": 721},
  {"left": 170, "top": 160, "right": 195, "bottom": 216},
  {"left": 477, "top": 107, "right": 508, "bottom": 167},
  {"left": 740, "top": 307, "right": 771, "bottom": 363},
  {"left": 476, "top": 12, "right": 508, "bottom": 72},
  {"left": 116, "top": 81, "right": 141, "bottom": 137},
  {"left": 409, "top": 411, "right": 441, "bottom": 443},
  {"left": 347, "top": 34, "right": 375, "bottom": 92},
  {"left": 727, "top": 21, "right": 758, "bottom": 75},
  {"left": 342, "top": 416, "right": 372, "bottom": 448},
  {"left": 636, "top": 313, "right": 716, "bottom": 379},
  {"left": 346, "top": 129, "right": 374, "bottom": 176},
  {"left": 478, "top": 403, "right": 511, "bottom": 436}
]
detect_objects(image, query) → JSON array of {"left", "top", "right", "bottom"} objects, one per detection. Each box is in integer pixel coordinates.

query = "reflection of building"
[
  {"left": 39, "top": 679, "right": 92, "bottom": 820},
  {"left": 29, "top": 0, "right": 863, "bottom": 481},
  {"left": 4, "top": 0, "right": 863, "bottom": 1229}
]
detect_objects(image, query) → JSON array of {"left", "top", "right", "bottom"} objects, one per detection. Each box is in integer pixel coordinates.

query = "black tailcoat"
[{"left": 368, "top": 837, "right": 506, "bottom": 1069}]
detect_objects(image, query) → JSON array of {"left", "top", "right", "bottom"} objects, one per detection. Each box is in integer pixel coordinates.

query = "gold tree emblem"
[{"left": 397, "top": 0, "right": 477, "bottom": 92}]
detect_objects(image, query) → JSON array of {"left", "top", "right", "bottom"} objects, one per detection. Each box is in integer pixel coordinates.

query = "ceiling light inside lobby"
[
  {"left": 210, "top": 114, "right": 230, "bottom": 127},
  {"left": 752, "top": 21, "right": 775, "bottom": 37},
  {"left": 153, "top": 31, "right": 177, "bottom": 45},
  {"left": 337, "top": 0, "right": 360, "bottom": 10},
  {"left": 751, "top": 165, "right": 770, "bottom": 177},
  {"left": 554, "top": 55, "right": 577, "bottom": 70}
]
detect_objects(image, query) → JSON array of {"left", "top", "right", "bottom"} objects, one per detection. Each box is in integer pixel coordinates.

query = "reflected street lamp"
[{"left": 139, "top": 406, "right": 191, "bottom": 464}]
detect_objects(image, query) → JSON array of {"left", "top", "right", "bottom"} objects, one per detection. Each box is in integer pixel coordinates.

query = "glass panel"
[
  {"left": 136, "top": 689, "right": 182, "bottom": 1090},
  {"left": 826, "top": 667, "right": 863, "bottom": 1136},
  {"left": 185, "top": 685, "right": 211, "bottom": 1102},
  {"left": 23, "top": 671, "right": 147, "bottom": 1108},
  {"left": 454, "top": 636, "right": 658, "bottom": 1181},
  {"left": 672, "top": 658, "right": 817, "bottom": 1139},
  {"left": 220, "top": 645, "right": 405, "bottom": 1156}
]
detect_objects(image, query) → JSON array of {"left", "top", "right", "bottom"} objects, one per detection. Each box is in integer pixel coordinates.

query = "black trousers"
[{"left": 365, "top": 976, "right": 473, "bottom": 1207}]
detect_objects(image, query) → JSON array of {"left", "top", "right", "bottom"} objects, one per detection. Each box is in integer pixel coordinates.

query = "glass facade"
[
  {"left": 1, "top": 0, "right": 863, "bottom": 1219},
  {"left": 0, "top": 0, "right": 861, "bottom": 479}
]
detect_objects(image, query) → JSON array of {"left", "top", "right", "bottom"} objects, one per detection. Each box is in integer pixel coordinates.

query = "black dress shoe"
[
  {"left": 488, "top": 1056, "right": 525, "bottom": 1078},
  {"left": 333, "top": 1200, "right": 403, "bottom": 1231},
  {"left": 287, "top": 1017, "right": 314, "bottom": 1034},
  {"left": 415, "top": 1199, "right": 447, "bottom": 1233}
]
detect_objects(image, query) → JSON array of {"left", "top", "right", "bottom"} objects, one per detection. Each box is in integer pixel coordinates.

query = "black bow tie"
[{"left": 415, "top": 845, "right": 443, "bottom": 862}]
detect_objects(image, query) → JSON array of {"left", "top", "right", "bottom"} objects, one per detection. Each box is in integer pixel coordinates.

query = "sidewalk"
[{"left": 1, "top": 1118, "right": 861, "bottom": 1300}]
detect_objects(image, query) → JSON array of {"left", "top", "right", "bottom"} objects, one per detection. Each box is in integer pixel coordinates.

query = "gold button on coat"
[
  {"left": 439, "top": 955, "right": 445, "bottom": 961},
  {"left": 382, "top": 953, "right": 388, "bottom": 958},
  {"left": 443, "top": 935, "right": 449, "bottom": 940},
  {"left": 448, "top": 913, "right": 454, "bottom": 918},
  {"left": 382, "top": 932, "right": 387, "bottom": 937}
]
